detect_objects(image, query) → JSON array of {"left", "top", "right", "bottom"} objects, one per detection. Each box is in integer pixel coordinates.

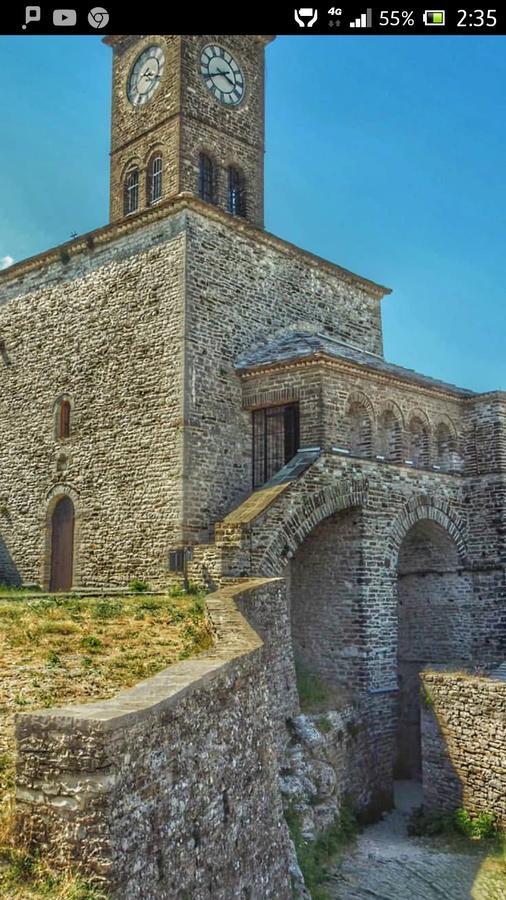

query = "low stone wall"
[
  {"left": 421, "top": 671, "right": 506, "bottom": 827},
  {"left": 15, "top": 579, "right": 295, "bottom": 898}
]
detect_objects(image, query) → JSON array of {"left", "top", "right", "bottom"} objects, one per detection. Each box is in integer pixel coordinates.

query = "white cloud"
[{"left": 0, "top": 256, "right": 14, "bottom": 270}]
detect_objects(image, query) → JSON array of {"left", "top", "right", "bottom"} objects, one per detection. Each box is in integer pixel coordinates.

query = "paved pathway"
[{"left": 327, "top": 782, "right": 506, "bottom": 900}]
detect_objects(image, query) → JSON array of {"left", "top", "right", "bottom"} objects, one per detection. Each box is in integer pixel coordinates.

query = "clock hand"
[{"left": 212, "top": 68, "right": 235, "bottom": 86}]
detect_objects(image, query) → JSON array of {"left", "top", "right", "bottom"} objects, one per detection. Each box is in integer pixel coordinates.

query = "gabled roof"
[{"left": 235, "top": 330, "right": 476, "bottom": 397}]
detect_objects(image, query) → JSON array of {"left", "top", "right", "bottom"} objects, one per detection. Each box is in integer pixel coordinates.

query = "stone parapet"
[{"left": 15, "top": 578, "right": 295, "bottom": 898}]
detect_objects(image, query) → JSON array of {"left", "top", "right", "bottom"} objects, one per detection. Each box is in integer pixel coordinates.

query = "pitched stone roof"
[{"left": 235, "top": 330, "right": 475, "bottom": 397}]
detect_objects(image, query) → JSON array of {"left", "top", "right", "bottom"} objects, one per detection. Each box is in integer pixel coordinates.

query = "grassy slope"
[{"left": 0, "top": 587, "right": 212, "bottom": 898}]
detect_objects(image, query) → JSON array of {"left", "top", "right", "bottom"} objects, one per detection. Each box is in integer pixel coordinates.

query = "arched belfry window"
[
  {"left": 346, "top": 401, "right": 373, "bottom": 457},
  {"left": 124, "top": 167, "right": 139, "bottom": 215},
  {"left": 199, "top": 153, "right": 215, "bottom": 204},
  {"left": 377, "top": 408, "right": 402, "bottom": 462},
  {"left": 435, "top": 422, "right": 461, "bottom": 472},
  {"left": 228, "top": 166, "right": 246, "bottom": 217},
  {"left": 58, "top": 400, "right": 71, "bottom": 440},
  {"left": 147, "top": 154, "right": 163, "bottom": 205},
  {"left": 408, "top": 416, "right": 430, "bottom": 467}
]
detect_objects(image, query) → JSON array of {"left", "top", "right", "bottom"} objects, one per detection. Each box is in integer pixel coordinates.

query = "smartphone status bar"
[{"left": 4, "top": 5, "right": 506, "bottom": 35}]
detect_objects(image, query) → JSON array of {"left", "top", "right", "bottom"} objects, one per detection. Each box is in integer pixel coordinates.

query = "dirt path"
[{"left": 327, "top": 782, "right": 506, "bottom": 900}]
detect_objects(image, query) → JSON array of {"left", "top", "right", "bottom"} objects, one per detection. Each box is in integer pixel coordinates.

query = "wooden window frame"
[{"left": 58, "top": 399, "right": 71, "bottom": 440}]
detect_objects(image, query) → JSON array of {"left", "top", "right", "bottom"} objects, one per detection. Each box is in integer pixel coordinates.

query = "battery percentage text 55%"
[{"left": 379, "top": 10, "right": 415, "bottom": 25}]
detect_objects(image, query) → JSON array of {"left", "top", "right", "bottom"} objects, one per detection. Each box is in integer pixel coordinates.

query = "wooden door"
[{"left": 49, "top": 496, "right": 75, "bottom": 592}]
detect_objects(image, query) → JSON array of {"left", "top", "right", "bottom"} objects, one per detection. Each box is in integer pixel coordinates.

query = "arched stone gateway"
[
  {"left": 288, "top": 505, "right": 367, "bottom": 690},
  {"left": 243, "top": 471, "right": 474, "bottom": 791},
  {"left": 257, "top": 479, "right": 369, "bottom": 576},
  {"left": 387, "top": 497, "right": 468, "bottom": 566},
  {"left": 394, "top": 516, "right": 473, "bottom": 780}
]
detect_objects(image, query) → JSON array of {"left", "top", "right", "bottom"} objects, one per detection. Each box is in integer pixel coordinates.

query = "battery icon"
[{"left": 423, "top": 10, "right": 445, "bottom": 25}]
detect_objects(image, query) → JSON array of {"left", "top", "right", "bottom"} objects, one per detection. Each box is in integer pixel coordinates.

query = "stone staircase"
[{"left": 188, "top": 448, "right": 322, "bottom": 588}]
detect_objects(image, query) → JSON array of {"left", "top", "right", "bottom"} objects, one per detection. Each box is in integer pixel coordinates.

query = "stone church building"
[{"left": 1, "top": 35, "right": 505, "bottom": 799}]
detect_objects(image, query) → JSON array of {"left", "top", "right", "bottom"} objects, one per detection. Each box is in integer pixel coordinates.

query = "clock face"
[
  {"left": 127, "top": 45, "right": 165, "bottom": 106},
  {"left": 200, "top": 45, "right": 245, "bottom": 106}
]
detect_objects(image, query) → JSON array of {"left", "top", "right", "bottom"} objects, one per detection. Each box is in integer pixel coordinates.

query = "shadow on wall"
[
  {"left": 418, "top": 683, "right": 506, "bottom": 896},
  {"left": 420, "top": 691, "right": 463, "bottom": 813},
  {"left": 421, "top": 671, "right": 506, "bottom": 830},
  {"left": 395, "top": 519, "right": 474, "bottom": 781},
  {"left": 0, "top": 535, "right": 22, "bottom": 587}
]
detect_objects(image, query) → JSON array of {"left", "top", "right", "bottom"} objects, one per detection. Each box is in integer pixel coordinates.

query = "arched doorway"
[
  {"left": 288, "top": 507, "right": 365, "bottom": 690},
  {"left": 49, "top": 496, "right": 75, "bottom": 592},
  {"left": 395, "top": 519, "right": 473, "bottom": 780}
]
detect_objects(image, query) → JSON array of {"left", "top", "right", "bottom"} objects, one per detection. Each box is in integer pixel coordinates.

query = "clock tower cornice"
[{"left": 103, "top": 35, "right": 276, "bottom": 50}]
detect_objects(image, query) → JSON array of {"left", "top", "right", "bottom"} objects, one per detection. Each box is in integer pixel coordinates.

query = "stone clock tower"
[{"left": 104, "top": 35, "right": 274, "bottom": 227}]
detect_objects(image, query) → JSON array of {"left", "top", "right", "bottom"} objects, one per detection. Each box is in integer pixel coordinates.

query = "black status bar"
[{"left": 3, "top": 5, "right": 506, "bottom": 35}]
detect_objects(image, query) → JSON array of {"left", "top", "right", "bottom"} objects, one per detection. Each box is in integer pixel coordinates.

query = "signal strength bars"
[{"left": 349, "top": 8, "right": 372, "bottom": 27}]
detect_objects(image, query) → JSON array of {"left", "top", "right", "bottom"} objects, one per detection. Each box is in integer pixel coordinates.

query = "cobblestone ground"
[{"left": 327, "top": 782, "right": 506, "bottom": 900}]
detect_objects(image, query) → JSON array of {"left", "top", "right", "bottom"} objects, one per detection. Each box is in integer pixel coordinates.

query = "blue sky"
[{"left": 0, "top": 35, "right": 504, "bottom": 392}]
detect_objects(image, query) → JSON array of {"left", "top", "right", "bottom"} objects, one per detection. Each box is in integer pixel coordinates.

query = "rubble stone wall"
[
  {"left": 183, "top": 211, "right": 385, "bottom": 540},
  {"left": 0, "top": 213, "right": 188, "bottom": 589},
  {"left": 421, "top": 671, "right": 506, "bottom": 828}
]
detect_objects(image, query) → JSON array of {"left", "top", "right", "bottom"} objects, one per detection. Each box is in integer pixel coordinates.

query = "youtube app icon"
[{"left": 53, "top": 9, "right": 77, "bottom": 26}]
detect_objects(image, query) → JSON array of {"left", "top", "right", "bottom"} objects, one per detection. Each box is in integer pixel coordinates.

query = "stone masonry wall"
[
  {"left": 108, "top": 35, "right": 183, "bottom": 223},
  {"left": 108, "top": 35, "right": 268, "bottom": 226},
  {"left": 183, "top": 210, "right": 386, "bottom": 540},
  {"left": 15, "top": 579, "right": 294, "bottom": 898},
  {"left": 421, "top": 671, "right": 506, "bottom": 828},
  {"left": 289, "top": 508, "right": 368, "bottom": 689},
  {"left": 235, "top": 577, "right": 299, "bottom": 738},
  {"left": 0, "top": 212, "right": 188, "bottom": 588},
  {"left": 0, "top": 199, "right": 387, "bottom": 587},
  {"left": 280, "top": 701, "right": 388, "bottom": 843},
  {"left": 396, "top": 521, "right": 475, "bottom": 778},
  {"left": 202, "top": 449, "right": 505, "bottom": 803},
  {"left": 179, "top": 35, "right": 268, "bottom": 227},
  {"left": 240, "top": 358, "right": 466, "bottom": 468},
  {"left": 208, "top": 450, "right": 506, "bottom": 680}
]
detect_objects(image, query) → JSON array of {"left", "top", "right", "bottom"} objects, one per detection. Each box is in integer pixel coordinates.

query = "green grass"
[
  {"left": 91, "top": 600, "right": 123, "bottom": 620},
  {"left": 168, "top": 581, "right": 201, "bottom": 597},
  {"left": 317, "top": 715, "right": 333, "bottom": 734},
  {"left": 79, "top": 636, "right": 103, "bottom": 653},
  {"left": 0, "top": 586, "right": 212, "bottom": 898},
  {"left": 128, "top": 578, "right": 150, "bottom": 593},
  {"left": 409, "top": 806, "right": 498, "bottom": 841},
  {"left": 295, "top": 663, "right": 333, "bottom": 712},
  {"left": 0, "top": 847, "right": 107, "bottom": 898},
  {"left": 285, "top": 801, "right": 357, "bottom": 899},
  {"left": 419, "top": 684, "right": 433, "bottom": 709}
]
